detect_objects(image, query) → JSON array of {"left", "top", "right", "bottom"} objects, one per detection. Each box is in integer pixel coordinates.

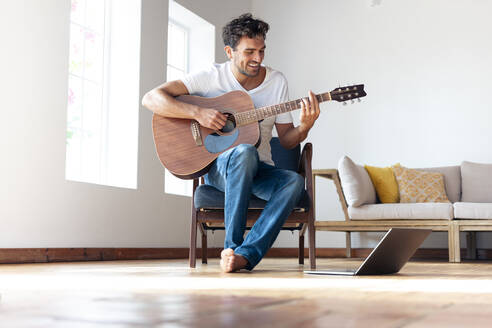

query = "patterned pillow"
[{"left": 392, "top": 164, "right": 449, "bottom": 203}]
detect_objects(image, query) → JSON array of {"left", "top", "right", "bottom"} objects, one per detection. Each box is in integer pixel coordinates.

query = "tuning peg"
[
  {"left": 357, "top": 98, "right": 361, "bottom": 102},
  {"left": 343, "top": 101, "right": 347, "bottom": 106},
  {"left": 351, "top": 99, "right": 355, "bottom": 104}
]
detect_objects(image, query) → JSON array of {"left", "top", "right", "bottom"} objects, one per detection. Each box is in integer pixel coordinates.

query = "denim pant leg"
[
  {"left": 234, "top": 162, "right": 305, "bottom": 270},
  {"left": 204, "top": 144, "right": 259, "bottom": 250}
]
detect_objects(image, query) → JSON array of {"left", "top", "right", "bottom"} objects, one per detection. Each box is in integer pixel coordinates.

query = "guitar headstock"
[{"left": 330, "top": 84, "right": 366, "bottom": 103}]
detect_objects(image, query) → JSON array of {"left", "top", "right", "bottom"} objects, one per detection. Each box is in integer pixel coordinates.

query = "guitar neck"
[{"left": 235, "top": 92, "right": 332, "bottom": 126}]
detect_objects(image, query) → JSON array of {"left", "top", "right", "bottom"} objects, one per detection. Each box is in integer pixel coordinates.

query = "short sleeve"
[
  {"left": 180, "top": 66, "right": 215, "bottom": 96},
  {"left": 275, "top": 74, "right": 293, "bottom": 124}
]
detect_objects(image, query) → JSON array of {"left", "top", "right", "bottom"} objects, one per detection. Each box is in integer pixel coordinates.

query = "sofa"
[{"left": 314, "top": 156, "right": 492, "bottom": 262}]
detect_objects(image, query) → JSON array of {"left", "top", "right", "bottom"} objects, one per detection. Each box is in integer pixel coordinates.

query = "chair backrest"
[{"left": 270, "top": 137, "right": 300, "bottom": 172}]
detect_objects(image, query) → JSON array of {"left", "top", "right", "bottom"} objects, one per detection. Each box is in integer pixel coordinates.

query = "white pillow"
[
  {"left": 338, "top": 156, "right": 377, "bottom": 207},
  {"left": 461, "top": 161, "right": 492, "bottom": 202}
]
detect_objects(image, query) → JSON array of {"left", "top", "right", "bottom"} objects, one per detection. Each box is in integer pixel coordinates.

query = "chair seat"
[{"left": 194, "top": 184, "right": 311, "bottom": 212}]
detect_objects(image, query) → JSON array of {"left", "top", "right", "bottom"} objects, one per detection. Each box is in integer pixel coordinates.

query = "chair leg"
[
  {"left": 308, "top": 220, "right": 316, "bottom": 269},
  {"left": 201, "top": 227, "right": 208, "bottom": 264},
  {"left": 345, "top": 232, "right": 352, "bottom": 258},
  {"left": 299, "top": 234, "right": 304, "bottom": 265},
  {"left": 189, "top": 212, "right": 197, "bottom": 268}
]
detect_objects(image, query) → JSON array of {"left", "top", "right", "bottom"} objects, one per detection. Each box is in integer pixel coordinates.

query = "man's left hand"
[{"left": 299, "top": 90, "right": 320, "bottom": 133}]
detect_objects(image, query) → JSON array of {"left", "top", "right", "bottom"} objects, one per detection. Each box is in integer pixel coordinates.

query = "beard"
[{"left": 234, "top": 61, "right": 260, "bottom": 77}]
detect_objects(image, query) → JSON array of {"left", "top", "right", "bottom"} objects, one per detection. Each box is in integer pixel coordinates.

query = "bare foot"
[{"left": 220, "top": 248, "right": 248, "bottom": 273}]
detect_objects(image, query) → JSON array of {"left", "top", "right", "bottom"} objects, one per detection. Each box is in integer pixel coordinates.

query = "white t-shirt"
[{"left": 181, "top": 61, "right": 293, "bottom": 165}]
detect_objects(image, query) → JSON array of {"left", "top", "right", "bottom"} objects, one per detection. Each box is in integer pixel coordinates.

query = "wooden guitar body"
[{"left": 152, "top": 90, "right": 259, "bottom": 179}]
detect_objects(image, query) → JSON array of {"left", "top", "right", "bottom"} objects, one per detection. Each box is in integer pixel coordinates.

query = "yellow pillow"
[
  {"left": 392, "top": 164, "right": 449, "bottom": 203},
  {"left": 364, "top": 165, "right": 399, "bottom": 203}
]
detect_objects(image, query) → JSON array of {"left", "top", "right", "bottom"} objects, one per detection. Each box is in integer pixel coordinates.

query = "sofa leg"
[
  {"left": 345, "top": 232, "right": 352, "bottom": 258},
  {"left": 466, "top": 231, "right": 477, "bottom": 260},
  {"left": 448, "top": 222, "right": 461, "bottom": 263}
]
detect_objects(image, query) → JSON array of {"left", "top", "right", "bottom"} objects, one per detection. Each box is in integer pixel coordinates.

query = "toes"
[
  {"left": 220, "top": 249, "right": 243, "bottom": 273},
  {"left": 228, "top": 257, "right": 235, "bottom": 271},
  {"left": 221, "top": 248, "right": 234, "bottom": 257}
]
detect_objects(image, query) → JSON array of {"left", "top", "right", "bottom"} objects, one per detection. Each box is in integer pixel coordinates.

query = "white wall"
[
  {"left": 0, "top": 0, "right": 250, "bottom": 248},
  {"left": 252, "top": 0, "right": 492, "bottom": 248}
]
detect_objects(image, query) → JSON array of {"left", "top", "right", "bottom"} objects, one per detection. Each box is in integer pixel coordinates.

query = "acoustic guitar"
[{"left": 152, "top": 84, "right": 366, "bottom": 179}]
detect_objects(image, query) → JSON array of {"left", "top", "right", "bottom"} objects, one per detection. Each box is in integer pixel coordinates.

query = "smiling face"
[{"left": 226, "top": 36, "right": 265, "bottom": 78}]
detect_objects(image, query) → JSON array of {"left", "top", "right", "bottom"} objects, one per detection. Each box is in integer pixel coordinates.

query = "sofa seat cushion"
[
  {"left": 348, "top": 203, "right": 453, "bottom": 220},
  {"left": 454, "top": 202, "right": 492, "bottom": 219}
]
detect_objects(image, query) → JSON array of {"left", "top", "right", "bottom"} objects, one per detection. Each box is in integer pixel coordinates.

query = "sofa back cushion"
[
  {"left": 416, "top": 166, "right": 461, "bottom": 203},
  {"left": 461, "top": 161, "right": 492, "bottom": 202},
  {"left": 338, "top": 156, "right": 377, "bottom": 207}
]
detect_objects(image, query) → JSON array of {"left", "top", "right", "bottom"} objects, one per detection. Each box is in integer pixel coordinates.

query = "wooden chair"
[{"left": 190, "top": 137, "right": 316, "bottom": 269}]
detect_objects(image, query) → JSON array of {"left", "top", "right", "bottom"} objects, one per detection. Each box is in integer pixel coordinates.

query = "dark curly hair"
[{"left": 222, "top": 13, "right": 269, "bottom": 49}]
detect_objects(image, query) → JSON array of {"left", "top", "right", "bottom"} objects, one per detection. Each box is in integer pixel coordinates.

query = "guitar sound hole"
[{"left": 219, "top": 113, "right": 236, "bottom": 133}]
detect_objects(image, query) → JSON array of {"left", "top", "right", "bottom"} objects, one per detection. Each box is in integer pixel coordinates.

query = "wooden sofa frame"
[{"left": 313, "top": 169, "right": 487, "bottom": 263}]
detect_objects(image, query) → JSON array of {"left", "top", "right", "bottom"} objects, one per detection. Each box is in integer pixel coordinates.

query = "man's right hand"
[
  {"left": 142, "top": 80, "right": 227, "bottom": 131},
  {"left": 195, "top": 107, "right": 227, "bottom": 131}
]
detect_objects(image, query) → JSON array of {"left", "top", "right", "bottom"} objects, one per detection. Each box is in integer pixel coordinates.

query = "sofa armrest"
[{"left": 313, "top": 169, "right": 350, "bottom": 221}]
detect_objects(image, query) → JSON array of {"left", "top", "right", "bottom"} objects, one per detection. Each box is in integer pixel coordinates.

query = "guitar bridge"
[{"left": 190, "top": 120, "right": 203, "bottom": 146}]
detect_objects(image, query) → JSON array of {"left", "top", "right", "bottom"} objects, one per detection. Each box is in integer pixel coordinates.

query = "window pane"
[
  {"left": 82, "top": 80, "right": 103, "bottom": 134},
  {"left": 65, "top": 127, "right": 82, "bottom": 181},
  {"left": 83, "top": 29, "right": 104, "bottom": 83},
  {"left": 167, "top": 23, "right": 186, "bottom": 70},
  {"left": 166, "top": 65, "right": 185, "bottom": 82},
  {"left": 69, "top": 24, "right": 84, "bottom": 76},
  {"left": 80, "top": 81, "right": 102, "bottom": 183},
  {"left": 66, "top": 76, "right": 83, "bottom": 180},
  {"left": 165, "top": 170, "right": 192, "bottom": 197},
  {"left": 67, "top": 75, "right": 83, "bottom": 138},
  {"left": 85, "top": 0, "right": 105, "bottom": 32},
  {"left": 70, "top": 0, "right": 86, "bottom": 26}
]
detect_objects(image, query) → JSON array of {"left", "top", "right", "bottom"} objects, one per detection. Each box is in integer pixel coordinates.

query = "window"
[
  {"left": 167, "top": 21, "right": 188, "bottom": 82},
  {"left": 164, "top": 1, "right": 215, "bottom": 197},
  {"left": 66, "top": 0, "right": 141, "bottom": 189}
]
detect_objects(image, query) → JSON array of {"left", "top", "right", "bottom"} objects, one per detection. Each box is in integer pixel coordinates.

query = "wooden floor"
[{"left": 1, "top": 258, "right": 492, "bottom": 327}]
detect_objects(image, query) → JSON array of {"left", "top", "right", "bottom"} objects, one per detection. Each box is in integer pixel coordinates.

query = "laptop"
[{"left": 304, "top": 228, "right": 432, "bottom": 276}]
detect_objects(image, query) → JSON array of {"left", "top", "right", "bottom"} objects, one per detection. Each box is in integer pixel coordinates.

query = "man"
[{"left": 142, "top": 13, "right": 320, "bottom": 272}]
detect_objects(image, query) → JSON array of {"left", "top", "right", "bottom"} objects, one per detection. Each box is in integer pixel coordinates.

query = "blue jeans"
[{"left": 204, "top": 144, "right": 305, "bottom": 270}]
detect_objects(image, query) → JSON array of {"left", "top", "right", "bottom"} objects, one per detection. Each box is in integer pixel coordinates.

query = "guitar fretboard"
[{"left": 234, "top": 92, "right": 332, "bottom": 126}]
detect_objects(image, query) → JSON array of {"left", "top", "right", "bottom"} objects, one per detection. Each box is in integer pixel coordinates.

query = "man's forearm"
[
  {"left": 280, "top": 125, "right": 310, "bottom": 149},
  {"left": 142, "top": 88, "right": 199, "bottom": 120},
  {"left": 142, "top": 83, "right": 227, "bottom": 130}
]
